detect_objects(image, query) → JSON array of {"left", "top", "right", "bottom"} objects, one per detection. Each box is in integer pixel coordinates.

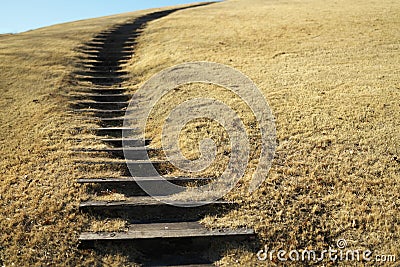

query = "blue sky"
[{"left": 0, "top": 0, "right": 213, "bottom": 34}]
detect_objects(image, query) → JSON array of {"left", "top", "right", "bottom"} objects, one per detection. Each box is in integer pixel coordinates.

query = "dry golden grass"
[
  {"left": 1, "top": 0, "right": 399, "bottom": 266},
  {"left": 125, "top": 0, "right": 400, "bottom": 265},
  {"left": 0, "top": 7, "right": 168, "bottom": 266}
]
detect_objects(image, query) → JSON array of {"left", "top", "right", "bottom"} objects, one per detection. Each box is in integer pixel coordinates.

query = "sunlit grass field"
[{"left": 1, "top": 0, "right": 399, "bottom": 265}]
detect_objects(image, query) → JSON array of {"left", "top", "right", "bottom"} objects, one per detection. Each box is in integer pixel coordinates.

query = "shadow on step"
[{"left": 81, "top": 236, "right": 261, "bottom": 266}]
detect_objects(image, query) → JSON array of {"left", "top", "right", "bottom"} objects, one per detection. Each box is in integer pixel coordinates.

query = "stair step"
[
  {"left": 79, "top": 223, "right": 251, "bottom": 265},
  {"left": 82, "top": 51, "right": 132, "bottom": 56},
  {"left": 82, "top": 61, "right": 127, "bottom": 67},
  {"left": 80, "top": 59, "right": 129, "bottom": 65},
  {"left": 79, "top": 197, "right": 231, "bottom": 222},
  {"left": 85, "top": 66, "right": 124, "bottom": 72},
  {"left": 79, "top": 47, "right": 133, "bottom": 53},
  {"left": 79, "top": 222, "right": 254, "bottom": 241},
  {"left": 74, "top": 88, "right": 128, "bottom": 94},
  {"left": 93, "top": 127, "right": 138, "bottom": 137},
  {"left": 76, "top": 76, "right": 126, "bottom": 81},
  {"left": 73, "top": 116, "right": 127, "bottom": 127},
  {"left": 100, "top": 138, "right": 150, "bottom": 147},
  {"left": 70, "top": 109, "right": 127, "bottom": 118},
  {"left": 91, "top": 37, "right": 137, "bottom": 43},
  {"left": 77, "top": 176, "right": 211, "bottom": 185},
  {"left": 69, "top": 93, "right": 132, "bottom": 102},
  {"left": 80, "top": 196, "right": 229, "bottom": 209},
  {"left": 67, "top": 138, "right": 150, "bottom": 147},
  {"left": 75, "top": 159, "right": 167, "bottom": 177},
  {"left": 95, "top": 33, "right": 139, "bottom": 38},
  {"left": 85, "top": 40, "right": 136, "bottom": 45},
  {"left": 77, "top": 176, "right": 211, "bottom": 197},
  {"left": 76, "top": 78, "right": 125, "bottom": 86},
  {"left": 70, "top": 101, "right": 129, "bottom": 110},
  {"left": 84, "top": 55, "right": 131, "bottom": 61},
  {"left": 74, "top": 70, "right": 129, "bottom": 77},
  {"left": 73, "top": 147, "right": 158, "bottom": 159}
]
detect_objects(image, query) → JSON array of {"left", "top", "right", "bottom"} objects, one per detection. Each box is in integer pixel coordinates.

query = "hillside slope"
[{"left": 128, "top": 0, "right": 400, "bottom": 265}]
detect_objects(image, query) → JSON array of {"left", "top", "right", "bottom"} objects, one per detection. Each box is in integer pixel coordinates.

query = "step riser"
[
  {"left": 80, "top": 204, "right": 228, "bottom": 223},
  {"left": 80, "top": 149, "right": 150, "bottom": 160},
  {"left": 77, "top": 78, "right": 125, "bottom": 85},
  {"left": 79, "top": 50, "right": 133, "bottom": 55},
  {"left": 85, "top": 162, "right": 168, "bottom": 177},
  {"left": 79, "top": 237, "right": 234, "bottom": 266},
  {"left": 86, "top": 67, "right": 124, "bottom": 72},
  {"left": 74, "top": 5, "right": 256, "bottom": 266},
  {"left": 127, "top": 162, "right": 164, "bottom": 177},
  {"left": 82, "top": 51, "right": 132, "bottom": 56},
  {"left": 74, "top": 71, "right": 129, "bottom": 77},
  {"left": 84, "top": 55, "right": 131, "bottom": 61},
  {"left": 80, "top": 59, "right": 129, "bottom": 64},
  {"left": 92, "top": 111, "right": 127, "bottom": 118},
  {"left": 101, "top": 139, "right": 150, "bottom": 147},
  {"left": 71, "top": 102, "right": 128, "bottom": 110},
  {"left": 75, "top": 162, "right": 167, "bottom": 177},
  {"left": 97, "top": 119, "right": 124, "bottom": 127},
  {"left": 94, "top": 128, "right": 137, "bottom": 137},
  {"left": 80, "top": 179, "right": 211, "bottom": 196},
  {"left": 76, "top": 89, "right": 127, "bottom": 94},
  {"left": 84, "top": 42, "right": 136, "bottom": 49},
  {"left": 91, "top": 37, "right": 137, "bottom": 43},
  {"left": 71, "top": 95, "right": 131, "bottom": 102},
  {"left": 81, "top": 62, "right": 127, "bottom": 67},
  {"left": 77, "top": 76, "right": 125, "bottom": 81}
]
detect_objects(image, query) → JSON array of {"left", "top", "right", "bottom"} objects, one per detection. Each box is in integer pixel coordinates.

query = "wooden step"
[
  {"left": 82, "top": 51, "right": 132, "bottom": 56},
  {"left": 163, "top": 265, "right": 215, "bottom": 267},
  {"left": 73, "top": 147, "right": 158, "bottom": 159},
  {"left": 70, "top": 101, "right": 129, "bottom": 110},
  {"left": 79, "top": 222, "right": 254, "bottom": 241},
  {"left": 80, "top": 197, "right": 229, "bottom": 209},
  {"left": 70, "top": 109, "right": 127, "bottom": 118},
  {"left": 91, "top": 37, "right": 137, "bottom": 43},
  {"left": 79, "top": 59, "right": 129, "bottom": 65},
  {"left": 69, "top": 93, "right": 132, "bottom": 102},
  {"left": 77, "top": 54, "right": 130, "bottom": 61},
  {"left": 93, "top": 127, "right": 138, "bottom": 137},
  {"left": 74, "top": 88, "right": 128, "bottom": 94},
  {"left": 67, "top": 138, "right": 150, "bottom": 147},
  {"left": 83, "top": 42, "right": 136, "bottom": 49},
  {"left": 76, "top": 76, "right": 125, "bottom": 82},
  {"left": 100, "top": 138, "right": 150, "bottom": 147},
  {"left": 77, "top": 176, "right": 211, "bottom": 197},
  {"left": 78, "top": 47, "right": 133, "bottom": 53},
  {"left": 77, "top": 176, "right": 211, "bottom": 185},
  {"left": 85, "top": 66, "right": 124, "bottom": 72},
  {"left": 80, "top": 197, "right": 232, "bottom": 222},
  {"left": 94, "top": 32, "right": 139, "bottom": 38},
  {"left": 75, "top": 117, "right": 126, "bottom": 127},
  {"left": 83, "top": 55, "right": 131, "bottom": 61},
  {"left": 81, "top": 61, "right": 127, "bottom": 67},
  {"left": 76, "top": 160, "right": 166, "bottom": 177},
  {"left": 76, "top": 79, "right": 125, "bottom": 86},
  {"left": 74, "top": 70, "right": 129, "bottom": 77}
]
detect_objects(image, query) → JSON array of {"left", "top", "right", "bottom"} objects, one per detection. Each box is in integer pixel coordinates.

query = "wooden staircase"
[{"left": 70, "top": 5, "right": 255, "bottom": 266}]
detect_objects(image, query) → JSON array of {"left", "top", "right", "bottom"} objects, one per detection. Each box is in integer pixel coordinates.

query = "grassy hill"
[{"left": 1, "top": 0, "right": 399, "bottom": 265}]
